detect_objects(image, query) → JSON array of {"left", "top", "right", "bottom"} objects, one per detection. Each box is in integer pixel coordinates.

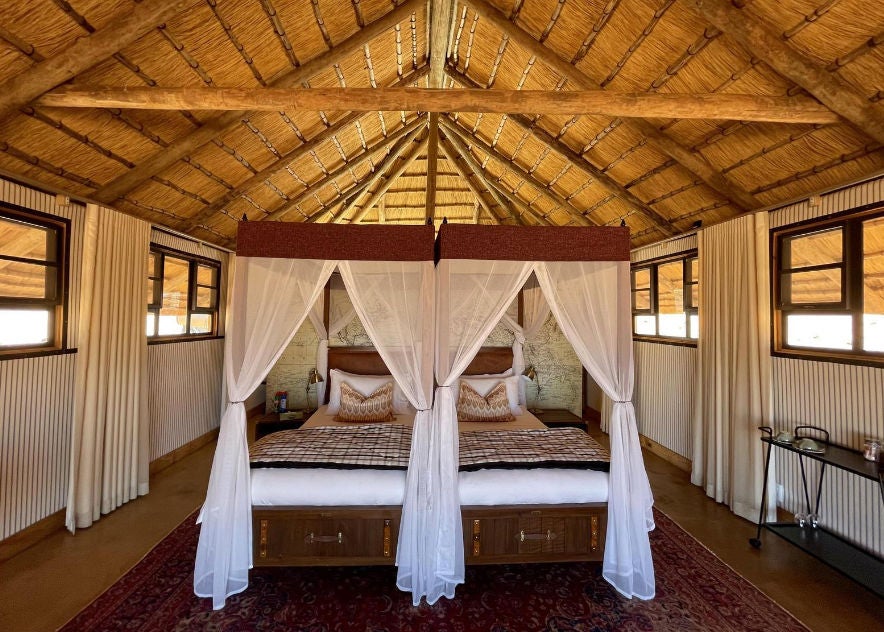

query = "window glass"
[
  {"left": 147, "top": 248, "right": 220, "bottom": 339},
  {"left": 783, "top": 227, "right": 842, "bottom": 268},
  {"left": 689, "top": 314, "right": 699, "bottom": 340},
  {"left": 631, "top": 254, "right": 697, "bottom": 342},
  {"left": 782, "top": 269, "right": 842, "bottom": 304},
  {"left": 634, "top": 315, "right": 656, "bottom": 336},
  {"left": 0, "top": 308, "right": 50, "bottom": 346},
  {"left": 633, "top": 289, "right": 651, "bottom": 311},
  {"left": 0, "top": 207, "right": 66, "bottom": 353},
  {"left": 864, "top": 217, "right": 884, "bottom": 352},
  {"left": 785, "top": 314, "right": 852, "bottom": 350}
]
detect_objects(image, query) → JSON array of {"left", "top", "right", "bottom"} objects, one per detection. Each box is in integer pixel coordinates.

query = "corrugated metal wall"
[
  {"left": 148, "top": 338, "right": 224, "bottom": 460},
  {"left": 0, "top": 178, "right": 228, "bottom": 541},
  {"left": 627, "top": 234, "right": 698, "bottom": 458},
  {"left": 0, "top": 353, "right": 76, "bottom": 539},
  {"left": 0, "top": 179, "right": 83, "bottom": 540},
  {"left": 633, "top": 342, "right": 695, "bottom": 458}
]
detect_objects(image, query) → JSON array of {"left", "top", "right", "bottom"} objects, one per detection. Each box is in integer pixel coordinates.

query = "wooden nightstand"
[
  {"left": 254, "top": 410, "right": 312, "bottom": 440},
  {"left": 532, "top": 409, "right": 587, "bottom": 432}
]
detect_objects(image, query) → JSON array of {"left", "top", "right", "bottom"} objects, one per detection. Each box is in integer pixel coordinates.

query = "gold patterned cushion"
[
  {"left": 456, "top": 380, "right": 515, "bottom": 423},
  {"left": 335, "top": 381, "right": 396, "bottom": 423}
]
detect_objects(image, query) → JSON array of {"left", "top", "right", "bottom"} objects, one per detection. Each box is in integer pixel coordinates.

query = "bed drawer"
[
  {"left": 253, "top": 507, "right": 400, "bottom": 566},
  {"left": 462, "top": 504, "right": 607, "bottom": 564}
]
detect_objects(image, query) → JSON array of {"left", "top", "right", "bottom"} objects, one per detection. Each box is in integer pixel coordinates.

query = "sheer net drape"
[
  {"left": 501, "top": 274, "right": 550, "bottom": 402},
  {"left": 424, "top": 259, "right": 534, "bottom": 604},
  {"left": 535, "top": 260, "right": 655, "bottom": 600},
  {"left": 307, "top": 275, "right": 357, "bottom": 404},
  {"left": 336, "top": 261, "right": 436, "bottom": 604},
  {"left": 194, "top": 257, "right": 337, "bottom": 609},
  {"left": 67, "top": 204, "right": 150, "bottom": 532},
  {"left": 692, "top": 214, "right": 775, "bottom": 523}
]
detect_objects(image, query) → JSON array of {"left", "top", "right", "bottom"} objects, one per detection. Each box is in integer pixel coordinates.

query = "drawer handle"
[
  {"left": 472, "top": 519, "right": 481, "bottom": 556},
  {"left": 259, "top": 519, "right": 268, "bottom": 559},
  {"left": 518, "top": 529, "right": 556, "bottom": 542},
  {"left": 591, "top": 515, "right": 599, "bottom": 551},
  {"left": 383, "top": 520, "right": 392, "bottom": 557},
  {"left": 306, "top": 531, "right": 343, "bottom": 544}
]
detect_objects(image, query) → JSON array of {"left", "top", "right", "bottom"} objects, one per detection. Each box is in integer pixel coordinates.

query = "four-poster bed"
[{"left": 194, "top": 221, "right": 654, "bottom": 610}]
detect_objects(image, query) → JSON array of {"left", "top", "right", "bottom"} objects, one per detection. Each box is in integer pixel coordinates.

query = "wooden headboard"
[{"left": 324, "top": 346, "right": 514, "bottom": 404}]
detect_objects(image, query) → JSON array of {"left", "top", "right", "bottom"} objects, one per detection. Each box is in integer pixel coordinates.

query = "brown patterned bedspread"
[{"left": 249, "top": 424, "right": 610, "bottom": 472}]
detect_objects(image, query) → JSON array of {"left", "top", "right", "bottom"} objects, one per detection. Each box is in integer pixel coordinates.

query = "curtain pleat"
[
  {"left": 66, "top": 204, "right": 151, "bottom": 532},
  {"left": 692, "top": 214, "right": 775, "bottom": 523}
]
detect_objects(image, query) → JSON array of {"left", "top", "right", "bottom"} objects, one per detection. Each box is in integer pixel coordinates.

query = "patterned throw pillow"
[
  {"left": 335, "top": 381, "right": 396, "bottom": 423},
  {"left": 456, "top": 380, "right": 515, "bottom": 422}
]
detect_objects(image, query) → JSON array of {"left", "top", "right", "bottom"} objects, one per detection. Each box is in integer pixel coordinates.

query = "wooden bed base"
[{"left": 252, "top": 503, "right": 607, "bottom": 567}]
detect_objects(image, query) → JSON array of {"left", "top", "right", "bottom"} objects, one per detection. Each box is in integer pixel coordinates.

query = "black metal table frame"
[{"left": 749, "top": 425, "right": 884, "bottom": 597}]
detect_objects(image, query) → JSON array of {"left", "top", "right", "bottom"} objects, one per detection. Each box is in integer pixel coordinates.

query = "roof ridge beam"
[
  {"left": 458, "top": 0, "right": 758, "bottom": 212},
  {"left": 91, "top": 0, "right": 423, "bottom": 204},
  {"left": 0, "top": 0, "right": 201, "bottom": 121},
  {"left": 688, "top": 0, "right": 884, "bottom": 146}
]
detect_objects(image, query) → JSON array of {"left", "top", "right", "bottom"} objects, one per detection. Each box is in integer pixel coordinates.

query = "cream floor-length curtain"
[
  {"left": 535, "top": 260, "right": 655, "bottom": 600},
  {"left": 692, "top": 213, "right": 775, "bottom": 523},
  {"left": 194, "top": 257, "right": 337, "bottom": 609},
  {"left": 66, "top": 204, "right": 151, "bottom": 532}
]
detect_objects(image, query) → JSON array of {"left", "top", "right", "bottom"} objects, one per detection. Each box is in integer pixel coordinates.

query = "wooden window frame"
[
  {"left": 772, "top": 204, "right": 884, "bottom": 366},
  {"left": 0, "top": 202, "right": 69, "bottom": 358},
  {"left": 631, "top": 251, "right": 698, "bottom": 346},
  {"left": 147, "top": 244, "right": 221, "bottom": 342}
]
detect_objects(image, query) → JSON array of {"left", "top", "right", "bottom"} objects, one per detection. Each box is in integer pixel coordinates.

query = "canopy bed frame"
[
  {"left": 195, "top": 221, "right": 652, "bottom": 610},
  {"left": 252, "top": 344, "right": 607, "bottom": 568}
]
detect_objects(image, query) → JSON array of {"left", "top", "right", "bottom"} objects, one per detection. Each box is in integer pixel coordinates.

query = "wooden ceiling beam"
[
  {"left": 428, "top": 0, "right": 457, "bottom": 89},
  {"left": 437, "top": 133, "right": 503, "bottom": 224},
  {"left": 441, "top": 117, "right": 589, "bottom": 226},
  {"left": 0, "top": 0, "right": 200, "bottom": 121},
  {"left": 264, "top": 118, "right": 427, "bottom": 221},
  {"left": 90, "top": 0, "right": 424, "bottom": 204},
  {"left": 689, "top": 0, "right": 884, "bottom": 146},
  {"left": 426, "top": 113, "right": 441, "bottom": 222},
  {"left": 41, "top": 87, "right": 839, "bottom": 124},
  {"left": 346, "top": 134, "right": 430, "bottom": 223},
  {"left": 459, "top": 0, "right": 758, "bottom": 212},
  {"left": 446, "top": 67, "right": 676, "bottom": 236}
]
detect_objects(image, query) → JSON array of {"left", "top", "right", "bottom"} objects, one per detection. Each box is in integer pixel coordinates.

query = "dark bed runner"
[{"left": 249, "top": 424, "right": 610, "bottom": 472}]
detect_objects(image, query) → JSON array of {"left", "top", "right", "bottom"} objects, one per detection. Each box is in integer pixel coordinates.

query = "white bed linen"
[{"left": 251, "top": 407, "right": 609, "bottom": 507}]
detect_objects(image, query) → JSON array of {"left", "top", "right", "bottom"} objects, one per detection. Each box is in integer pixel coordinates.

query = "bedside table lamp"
[
  {"left": 306, "top": 368, "right": 323, "bottom": 411},
  {"left": 522, "top": 365, "right": 541, "bottom": 413}
]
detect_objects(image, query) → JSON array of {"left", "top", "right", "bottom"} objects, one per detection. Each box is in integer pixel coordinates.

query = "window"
[
  {"left": 0, "top": 204, "right": 68, "bottom": 354},
  {"left": 773, "top": 206, "right": 884, "bottom": 362},
  {"left": 147, "top": 246, "right": 220, "bottom": 339},
  {"left": 631, "top": 253, "right": 698, "bottom": 342}
]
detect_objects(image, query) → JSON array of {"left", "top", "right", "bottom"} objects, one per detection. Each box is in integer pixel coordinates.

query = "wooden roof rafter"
[
  {"left": 436, "top": 133, "right": 503, "bottom": 224},
  {"left": 456, "top": 0, "right": 759, "bottom": 213},
  {"left": 689, "top": 0, "right": 884, "bottom": 146},
  {"left": 90, "top": 0, "right": 424, "bottom": 205}
]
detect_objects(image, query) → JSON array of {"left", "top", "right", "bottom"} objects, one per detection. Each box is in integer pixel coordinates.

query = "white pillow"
[
  {"left": 327, "top": 369, "right": 411, "bottom": 414},
  {"left": 456, "top": 374, "right": 522, "bottom": 416}
]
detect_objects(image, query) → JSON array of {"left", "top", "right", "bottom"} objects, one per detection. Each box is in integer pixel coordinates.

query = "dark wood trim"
[
  {"left": 0, "top": 508, "right": 65, "bottom": 563},
  {"left": 147, "top": 335, "right": 223, "bottom": 346},
  {"left": 638, "top": 434, "right": 691, "bottom": 472},
  {"left": 0, "top": 347, "right": 78, "bottom": 361},
  {"left": 632, "top": 336, "right": 698, "bottom": 348},
  {"left": 148, "top": 428, "right": 220, "bottom": 476},
  {"left": 771, "top": 348, "right": 884, "bottom": 369}
]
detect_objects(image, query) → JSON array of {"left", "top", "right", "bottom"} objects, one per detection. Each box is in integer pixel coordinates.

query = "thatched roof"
[{"left": 0, "top": 0, "right": 881, "bottom": 249}]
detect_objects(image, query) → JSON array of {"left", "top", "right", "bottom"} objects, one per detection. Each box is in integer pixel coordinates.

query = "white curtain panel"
[
  {"left": 501, "top": 274, "right": 550, "bottom": 403},
  {"left": 337, "top": 261, "right": 437, "bottom": 604},
  {"left": 534, "top": 260, "right": 655, "bottom": 600},
  {"left": 194, "top": 257, "right": 337, "bottom": 609},
  {"left": 66, "top": 204, "right": 151, "bottom": 532},
  {"left": 427, "top": 258, "right": 534, "bottom": 604},
  {"left": 692, "top": 214, "right": 774, "bottom": 523}
]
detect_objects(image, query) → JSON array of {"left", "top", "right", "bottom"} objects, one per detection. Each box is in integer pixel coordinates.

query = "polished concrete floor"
[{"left": 0, "top": 428, "right": 881, "bottom": 632}]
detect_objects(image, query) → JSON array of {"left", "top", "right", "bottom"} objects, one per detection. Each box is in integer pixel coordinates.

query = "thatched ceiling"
[{"left": 0, "top": 0, "right": 881, "bottom": 249}]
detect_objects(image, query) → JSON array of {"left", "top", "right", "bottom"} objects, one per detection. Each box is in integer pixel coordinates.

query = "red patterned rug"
[{"left": 60, "top": 509, "right": 807, "bottom": 631}]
